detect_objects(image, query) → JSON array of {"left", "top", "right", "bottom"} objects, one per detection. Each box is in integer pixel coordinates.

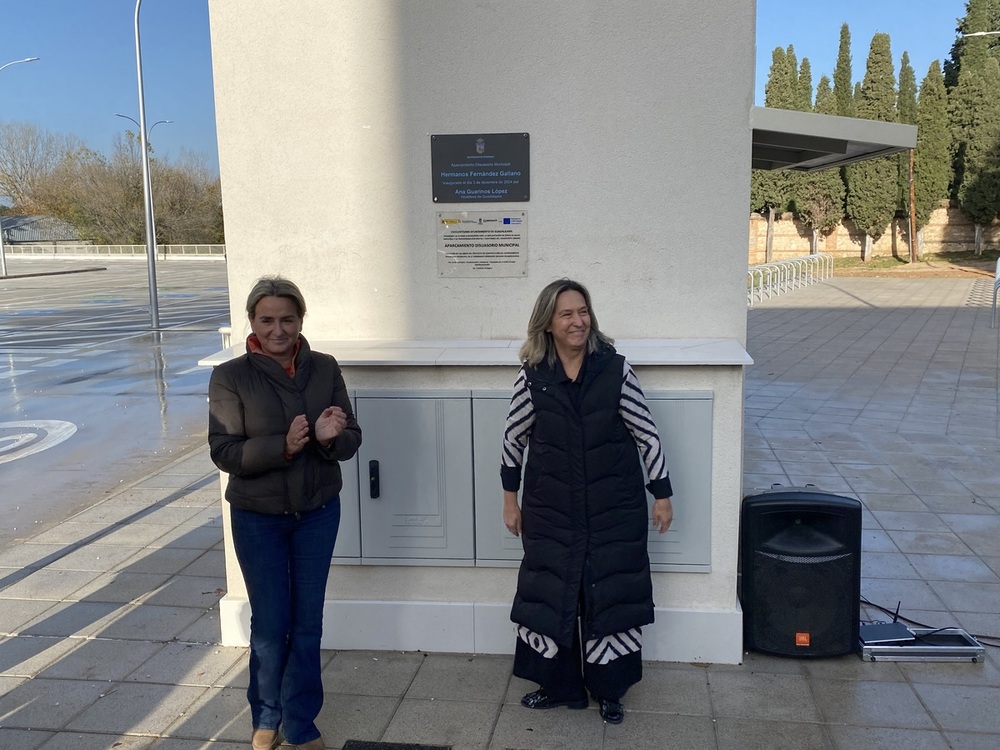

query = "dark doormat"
[{"left": 342, "top": 742, "right": 450, "bottom": 750}]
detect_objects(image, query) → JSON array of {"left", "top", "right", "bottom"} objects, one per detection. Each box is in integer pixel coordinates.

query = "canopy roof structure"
[{"left": 751, "top": 106, "right": 917, "bottom": 173}]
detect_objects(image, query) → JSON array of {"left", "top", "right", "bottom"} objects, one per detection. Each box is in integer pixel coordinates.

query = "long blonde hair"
[{"left": 518, "top": 278, "right": 613, "bottom": 367}]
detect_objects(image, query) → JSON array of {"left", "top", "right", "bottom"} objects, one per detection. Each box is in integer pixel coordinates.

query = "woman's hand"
[
  {"left": 652, "top": 497, "right": 673, "bottom": 534},
  {"left": 285, "top": 414, "right": 310, "bottom": 456},
  {"left": 503, "top": 490, "right": 522, "bottom": 537},
  {"left": 315, "top": 406, "right": 347, "bottom": 447}
]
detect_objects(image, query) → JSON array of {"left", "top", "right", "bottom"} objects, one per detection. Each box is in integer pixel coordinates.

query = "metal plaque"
[
  {"left": 431, "top": 132, "right": 529, "bottom": 203},
  {"left": 436, "top": 211, "right": 527, "bottom": 278}
]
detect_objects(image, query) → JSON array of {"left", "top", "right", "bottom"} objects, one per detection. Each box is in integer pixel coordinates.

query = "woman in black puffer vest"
[{"left": 501, "top": 279, "right": 674, "bottom": 725}]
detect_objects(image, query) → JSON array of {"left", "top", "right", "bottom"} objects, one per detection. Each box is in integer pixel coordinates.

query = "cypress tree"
[
  {"left": 913, "top": 62, "right": 951, "bottom": 238},
  {"left": 796, "top": 76, "right": 846, "bottom": 252},
  {"left": 896, "top": 52, "right": 918, "bottom": 213},
  {"left": 751, "top": 46, "right": 799, "bottom": 261},
  {"left": 765, "top": 46, "right": 797, "bottom": 110},
  {"left": 956, "top": 57, "right": 1000, "bottom": 253},
  {"left": 783, "top": 51, "right": 811, "bottom": 221},
  {"left": 833, "top": 24, "right": 854, "bottom": 117},
  {"left": 797, "top": 58, "right": 813, "bottom": 112},
  {"left": 846, "top": 33, "right": 898, "bottom": 260},
  {"left": 949, "top": 1, "right": 1000, "bottom": 200},
  {"left": 814, "top": 75, "right": 834, "bottom": 114},
  {"left": 945, "top": 0, "right": 1000, "bottom": 88},
  {"left": 785, "top": 46, "right": 798, "bottom": 103}
]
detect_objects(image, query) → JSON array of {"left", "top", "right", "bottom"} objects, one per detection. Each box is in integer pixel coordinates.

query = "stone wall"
[{"left": 749, "top": 203, "right": 1000, "bottom": 263}]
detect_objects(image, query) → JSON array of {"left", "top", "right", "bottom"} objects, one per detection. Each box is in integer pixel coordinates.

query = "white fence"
[
  {"left": 4, "top": 243, "right": 225, "bottom": 259},
  {"left": 747, "top": 254, "right": 833, "bottom": 306}
]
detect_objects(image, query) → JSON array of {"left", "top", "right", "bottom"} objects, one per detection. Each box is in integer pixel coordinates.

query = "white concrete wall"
[
  {"left": 209, "top": 0, "right": 753, "bottom": 342},
  {"left": 208, "top": 0, "right": 755, "bottom": 663}
]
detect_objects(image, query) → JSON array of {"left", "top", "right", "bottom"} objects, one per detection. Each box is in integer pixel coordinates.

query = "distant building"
[{"left": 0, "top": 215, "right": 82, "bottom": 244}]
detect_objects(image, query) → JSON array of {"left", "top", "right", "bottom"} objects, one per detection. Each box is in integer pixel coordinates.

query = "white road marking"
[{"left": 0, "top": 420, "right": 78, "bottom": 465}]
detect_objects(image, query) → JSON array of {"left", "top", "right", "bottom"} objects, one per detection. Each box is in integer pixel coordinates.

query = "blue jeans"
[{"left": 231, "top": 499, "right": 340, "bottom": 745}]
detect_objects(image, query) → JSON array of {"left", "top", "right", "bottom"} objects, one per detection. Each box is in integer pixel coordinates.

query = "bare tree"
[
  {"left": 152, "top": 149, "right": 224, "bottom": 244},
  {"left": 30, "top": 133, "right": 223, "bottom": 244},
  {"left": 0, "top": 121, "right": 80, "bottom": 207}
]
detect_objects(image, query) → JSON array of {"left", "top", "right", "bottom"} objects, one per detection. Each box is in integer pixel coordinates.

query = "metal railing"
[
  {"left": 748, "top": 253, "right": 833, "bottom": 306},
  {"left": 992, "top": 257, "right": 1000, "bottom": 329},
  {"left": 3, "top": 243, "right": 225, "bottom": 258}
]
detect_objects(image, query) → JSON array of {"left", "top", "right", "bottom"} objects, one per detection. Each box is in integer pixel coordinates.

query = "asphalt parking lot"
[{"left": 0, "top": 258, "right": 231, "bottom": 550}]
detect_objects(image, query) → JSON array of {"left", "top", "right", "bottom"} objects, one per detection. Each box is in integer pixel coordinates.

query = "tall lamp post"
[
  {"left": 115, "top": 113, "right": 171, "bottom": 276},
  {"left": 0, "top": 56, "right": 40, "bottom": 278},
  {"left": 116, "top": 113, "right": 172, "bottom": 140},
  {"left": 132, "top": 0, "right": 160, "bottom": 328}
]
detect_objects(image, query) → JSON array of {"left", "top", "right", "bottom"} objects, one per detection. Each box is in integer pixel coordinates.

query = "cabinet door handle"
[{"left": 368, "top": 459, "right": 380, "bottom": 498}]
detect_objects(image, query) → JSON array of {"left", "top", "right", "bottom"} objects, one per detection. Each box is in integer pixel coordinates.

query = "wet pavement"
[
  {"left": 0, "top": 269, "right": 999, "bottom": 749},
  {"left": 0, "top": 259, "right": 230, "bottom": 550}
]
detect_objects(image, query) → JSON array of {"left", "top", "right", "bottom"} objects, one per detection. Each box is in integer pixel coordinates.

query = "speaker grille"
[{"left": 750, "top": 549, "right": 856, "bottom": 656}]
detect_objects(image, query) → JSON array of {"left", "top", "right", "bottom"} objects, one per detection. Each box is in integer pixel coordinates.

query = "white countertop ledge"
[{"left": 200, "top": 339, "right": 752, "bottom": 367}]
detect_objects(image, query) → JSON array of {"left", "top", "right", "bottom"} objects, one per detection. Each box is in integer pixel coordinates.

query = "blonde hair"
[
  {"left": 245, "top": 276, "right": 307, "bottom": 320},
  {"left": 518, "top": 278, "right": 613, "bottom": 367}
]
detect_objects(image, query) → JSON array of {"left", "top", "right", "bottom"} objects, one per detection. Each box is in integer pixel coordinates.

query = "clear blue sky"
[
  {"left": 2, "top": 0, "right": 217, "bottom": 173},
  {"left": 0, "top": 1, "right": 974, "bottom": 179},
  {"left": 756, "top": 0, "right": 969, "bottom": 105}
]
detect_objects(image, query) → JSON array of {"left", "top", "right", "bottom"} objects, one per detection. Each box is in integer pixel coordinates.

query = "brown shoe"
[
  {"left": 251, "top": 728, "right": 281, "bottom": 749},
  {"left": 293, "top": 738, "right": 324, "bottom": 750}
]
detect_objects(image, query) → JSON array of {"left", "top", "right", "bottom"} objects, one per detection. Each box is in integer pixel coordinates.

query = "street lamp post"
[
  {"left": 115, "top": 113, "right": 172, "bottom": 140},
  {"left": 0, "top": 57, "right": 40, "bottom": 278},
  {"left": 115, "top": 112, "right": 173, "bottom": 288},
  {"left": 132, "top": 0, "right": 160, "bottom": 328}
]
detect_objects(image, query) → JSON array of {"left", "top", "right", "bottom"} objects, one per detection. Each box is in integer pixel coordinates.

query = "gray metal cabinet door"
[
  {"left": 334, "top": 452, "right": 361, "bottom": 559},
  {"left": 472, "top": 393, "right": 523, "bottom": 564},
  {"left": 332, "top": 394, "right": 360, "bottom": 559},
  {"left": 356, "top": 396, "right": 474, "bottom": 562},
  {"left": 645, "top": 393, "right": 713, "bottom": 571}
]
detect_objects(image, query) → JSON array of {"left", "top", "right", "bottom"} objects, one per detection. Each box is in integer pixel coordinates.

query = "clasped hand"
[{"left": 284, "top": 406, "right": 347, "bottom": 456}]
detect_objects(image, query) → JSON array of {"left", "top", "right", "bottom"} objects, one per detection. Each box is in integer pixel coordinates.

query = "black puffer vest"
[{"left": 511, "top": 346, "right": 654, "bottom": 647}]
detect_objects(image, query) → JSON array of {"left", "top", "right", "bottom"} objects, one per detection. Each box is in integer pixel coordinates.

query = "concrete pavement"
[{"left": 1, "top": 273, "right": 998, "bottom": 749}]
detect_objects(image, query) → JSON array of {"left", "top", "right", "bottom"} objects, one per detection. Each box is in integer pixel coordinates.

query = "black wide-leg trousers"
[{"left": 513, "top": 620, "right": 642, "bottom": 703}]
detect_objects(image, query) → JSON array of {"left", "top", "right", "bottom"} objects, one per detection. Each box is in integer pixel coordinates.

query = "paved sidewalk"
[{"left": 1, "top": 277, "right": 999, "bottom": 750}]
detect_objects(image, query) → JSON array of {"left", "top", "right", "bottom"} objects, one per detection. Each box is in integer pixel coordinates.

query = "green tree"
[
  {"left": 913, "top": 62, "right": 951, "bottom": 243},
  {"left": 751, "top": 46, "right": 798, "bottom": 261},
  {"left": 797, "top": 58, "right": 813, "bottom": 112},
  {"left": 945, "top": 0, "right": 1000, "bottom": 88},
  {"left": 30, "top": 133, "right": 223, "bottom": 245},
  {"left": 949, "top": 2, "right": 1000, "bottom": 201},
  {"left": 795, "top": 76, "right": 846, "bottom": 252},
  {"left": 765, "top": 46, "right": 797, "bottom": 109},
  {"left": 845, "top": 33, "right": 898, "bottom": 260},
  {"left": 833, "top": 24, "right": 854, "bottom": 117},
  {"left": 0, "top": 122, "right": 81, "bottom": 209},
  {"left": 896, "top": 51, "right": 918, "bottom": 214},
  {"left": 956, "top": 57, "right": 1000, "bottom": 253}
]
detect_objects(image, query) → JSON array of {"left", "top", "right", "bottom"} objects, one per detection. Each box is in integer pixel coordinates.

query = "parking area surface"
[{"left": 0, "top": 259, "right": 230, "bottom": 550}]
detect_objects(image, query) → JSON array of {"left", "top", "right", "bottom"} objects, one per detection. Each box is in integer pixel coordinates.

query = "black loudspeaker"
[{"left": 740, "top": 487, "right": 862, "bottom": 657}]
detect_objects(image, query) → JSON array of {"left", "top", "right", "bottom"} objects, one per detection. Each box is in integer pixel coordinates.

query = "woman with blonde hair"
[
  {"left": 501, "top": 278, "right": 673, "bottom": 725},
  {"left": 209, "top": 276, "right": 361, "bottom": 750}
]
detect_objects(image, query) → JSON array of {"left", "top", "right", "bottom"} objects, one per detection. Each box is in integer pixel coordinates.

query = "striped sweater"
[{"left": 501, "top": 359, "right": 673, "bottom": 499}]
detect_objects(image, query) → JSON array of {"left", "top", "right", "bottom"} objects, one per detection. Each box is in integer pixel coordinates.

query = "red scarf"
[{"left": 247, "top": 334, "right": 300, "bottom": 377}]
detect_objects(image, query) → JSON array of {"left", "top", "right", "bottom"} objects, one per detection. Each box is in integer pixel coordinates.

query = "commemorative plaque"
[
  {"left": 431, "top": 132, "right": 529, "bottom": 203},
  {"left": 436, "top": 211, "right": 527, "bottom": 278}
]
